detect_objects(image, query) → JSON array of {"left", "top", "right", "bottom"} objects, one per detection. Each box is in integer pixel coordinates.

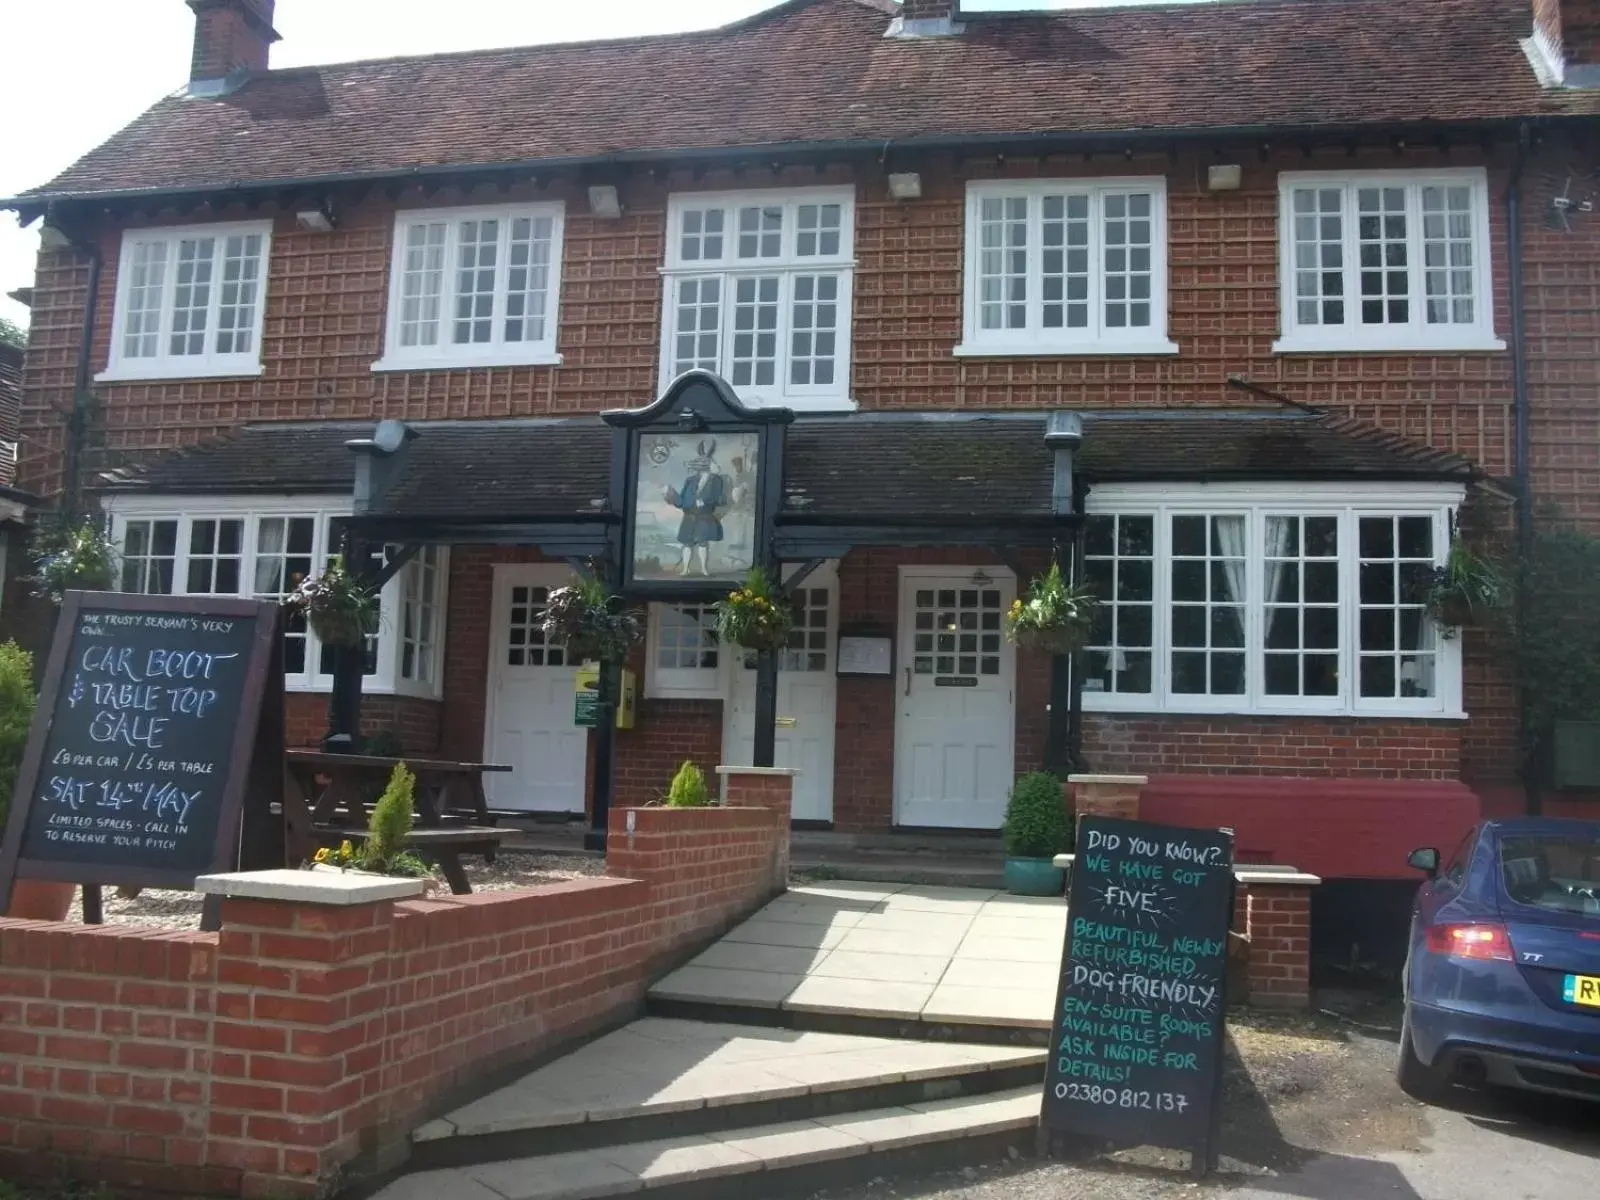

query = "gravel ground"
[
  {"left": 805, "top": 995, "right": 1600, "bottom": 1200},
  {"left": 62, "top": 849, "right": 606, "bottom": 929}
]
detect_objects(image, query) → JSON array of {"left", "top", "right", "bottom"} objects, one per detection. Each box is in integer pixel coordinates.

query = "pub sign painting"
[{"left": 632, "top": 430, "right": 759, "bottom": 581}]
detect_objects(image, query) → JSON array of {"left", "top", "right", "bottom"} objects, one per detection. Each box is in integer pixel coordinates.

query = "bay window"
[
  {"left": 376, "top": 202, "right": 565, "bottom": 371},
  {"left": 1275, "top": 170, "right": 1502, "bottom": 353},
  {"left": 1082, "top": 484, "right": 1464, "bottom": 717},
  {"left": 105, "top": 499, "right": 447, "bottom": 696},
  {"left": 958, "top": 178, "right": 1177, "bottom": 356},
  {"left": 661, "top": 188, "right": 854, "bottom": 410},
  {"left": 99, "top": 222, "right": 272, "bottom": 382}
]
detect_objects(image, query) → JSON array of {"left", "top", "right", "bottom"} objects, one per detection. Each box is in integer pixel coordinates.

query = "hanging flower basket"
[
  {"left": 290, "top": 555, "right": 378, "bottom": 648},
  {"left": 1407, "top": 540, "right": 1506, "bottom": 639},
  {"left": 714, "top": 567, "right": 795, "bottom": 653},
  {"left": 1005, "top": 562, "right": 1097, "bottom": 655},
  {"left": 542, "top": 575, "right": 641, "bottom": 663}
]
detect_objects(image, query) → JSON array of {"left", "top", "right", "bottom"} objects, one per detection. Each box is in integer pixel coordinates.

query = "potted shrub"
[
  {"left": 1002, "top": 771, "right": 1072, "bottom": 896},
  {"left": 1413, "top": 541, "right": 1505, "bottom": 636},
  {"left": 664, "top": 760, "right": 712, "bottom": 808},
  {"left": 714, "top": 567, "right": 794, "bottom": 653},
  {"left": 0, "top": 642, "right": 74, "bottom": 921},
  {"left": 1005, "top": 563, "right": 1097, "bottom": 655},
  {"left": 290, "top": 555, "right": 378, "bottom": 648},
  {"left": 542, "top": 574, "right": 642, "bottom": 663},
  {"left": 30, "top": 517, "right": 116, "bottom": 604},
  {"left": 312, "top": 762, "right": 438, "bottom": 887}
]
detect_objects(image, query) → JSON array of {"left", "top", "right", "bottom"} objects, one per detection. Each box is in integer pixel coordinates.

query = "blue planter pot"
[{"left": 1004, "top": 857, "right": 1065, "bottom": 897}]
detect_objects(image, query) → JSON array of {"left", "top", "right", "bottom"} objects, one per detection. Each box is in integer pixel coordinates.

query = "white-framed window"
[
  {"left": 103, "top": 496, "right": 448, "bottom": 697},
  {"left": 646, "top": 602, "right": 721, "bottom": 698},
  {"left": 1275, "top": 169, "right": 1503, "bottom": 353},
  {"left": 1082, "top": 483, "right": 1465, "bottom": 718},
  {"left": 956, "top": 178, "right": 1178, "bottom": 357},
  {"left": 661, "top": 188, "right": 855, "bottom": 410},
  {"left": 98, "top": 221, "right": 272, "bottom": 382},
  {"left": 374, "top": 202, "right": 566, "bottom": 372}
]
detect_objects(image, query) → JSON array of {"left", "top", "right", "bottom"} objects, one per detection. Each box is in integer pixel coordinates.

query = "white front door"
[
  {"left": 894, "top": 569, "right": 1016, "bottom": 829},
  {"left": 726, "top": 567, "right": 838, "bottom": 822},
  {"left": 484, "top": 565, "right": 587, "bottom": 814}
]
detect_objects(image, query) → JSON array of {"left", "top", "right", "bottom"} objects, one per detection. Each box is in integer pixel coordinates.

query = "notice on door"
[{"left": 1041, "top": 815, "right": 1234, "bottom": 1174}]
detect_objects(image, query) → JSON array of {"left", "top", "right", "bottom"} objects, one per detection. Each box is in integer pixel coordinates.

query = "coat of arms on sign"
[{"left": 632, "top": 431, "right": 759, "bottom": 582}]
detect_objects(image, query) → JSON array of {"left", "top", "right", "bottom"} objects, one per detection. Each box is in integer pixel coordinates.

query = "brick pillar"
[
  {"left": 715, "top": 766, "right": 795, "bottom": 891},
  {"left": 1067, "top": 773, "right": 1147, "bottom": 822},
  {"left": 1235, "top": 869, "right": 1319, "bottom": 1009},
  {"left": 198, "top": 869, "right": 423, "bottom": 1197}
]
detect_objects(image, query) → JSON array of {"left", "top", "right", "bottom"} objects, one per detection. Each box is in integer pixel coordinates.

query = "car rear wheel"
[{"left": 1397, "top": 1014, "right": 1449, "bottom": 1103}]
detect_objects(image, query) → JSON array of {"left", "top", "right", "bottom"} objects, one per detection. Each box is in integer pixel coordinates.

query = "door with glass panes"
[
  {"left": 894, "top": 569, "right": 1015, "bottom": 829},
  {"left": 725, "top": 566, "right": 838, "bottom": 822},
  {"left": 484, "top": 565, "right": 586, "bottom": 813}
]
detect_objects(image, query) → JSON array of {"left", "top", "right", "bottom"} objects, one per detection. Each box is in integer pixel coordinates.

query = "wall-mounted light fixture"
[
  {"left": 588, "top": 185, "right": 623, "bottom": 219},
  {"left": 296, "top": 206, "right": 336, "bottom": 233},
  {"left": 1207, "top": 164, "right": 1243, "bottom": 192},
  {"left": 887, "top": 172, "right": 923, "bottom": 201}
]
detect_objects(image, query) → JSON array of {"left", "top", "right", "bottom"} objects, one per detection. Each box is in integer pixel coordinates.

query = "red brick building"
[{"left": 6, "top": 0, "right": 1599, "bottom": 882}]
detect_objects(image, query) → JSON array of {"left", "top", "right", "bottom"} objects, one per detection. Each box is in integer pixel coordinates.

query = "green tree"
[{"left": 0, "top": 317, "right": 25, "bottom": 351}]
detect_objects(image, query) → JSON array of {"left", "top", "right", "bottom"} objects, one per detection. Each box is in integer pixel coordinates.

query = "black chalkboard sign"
[
  {"left": 0, "top": 592, "right": 282, "bottom": 906},
  {"left": 1041, "top": 815, "right": 1234, "bottom": 1175}
]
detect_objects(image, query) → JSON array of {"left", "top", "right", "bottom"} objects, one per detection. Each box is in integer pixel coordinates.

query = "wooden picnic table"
[
  {"left": 285, "top": 751, "right": 511, "bottom": 829},
  {"left": 308, "top": 826, "right": 512, "bottom": 895}
]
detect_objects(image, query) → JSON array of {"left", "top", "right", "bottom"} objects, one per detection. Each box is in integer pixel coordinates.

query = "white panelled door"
[
  {"left": 484, "top": 565, "right": 587, "bottom": 814},
  {"left": 894, "top": 569, "right": 1016, "bottom": 829},
  {"left": 726, "top": 567, "right": 838, "bottom": 822}
]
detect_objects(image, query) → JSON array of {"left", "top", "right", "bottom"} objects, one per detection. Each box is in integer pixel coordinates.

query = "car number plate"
[{"left": 1561, "top": 974, "right": 1600, "bottom": 1008}]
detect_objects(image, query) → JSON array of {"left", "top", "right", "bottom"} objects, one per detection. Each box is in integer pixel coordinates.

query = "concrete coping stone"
[
  {"left": 1052, "top": 854, "right": 1321, "bottom": 887},
  {"left": 715, "top": 765, "right": 802, "bottom": 777},
  {"left": 195, "top": 868, "right": 426, "bottom": 906},
  {"left": 1065, "top": 774, "right": 1148, "bottom": 786},
  {"left": 1236, "top": 869, "right": 1322, "bottom": 887}
]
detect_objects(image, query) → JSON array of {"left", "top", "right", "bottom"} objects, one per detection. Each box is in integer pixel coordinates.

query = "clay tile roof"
[
  {"left": 17, "top": 0, "right": 1597, "bottom": 204},
  {"left": 97, "top": 409, "right": 1473, "bottom": 523}
]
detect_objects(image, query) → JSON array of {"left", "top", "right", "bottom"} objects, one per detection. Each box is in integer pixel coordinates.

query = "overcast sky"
[{"left": 0, "top": 0, "right": 1195, "bottom": 330}]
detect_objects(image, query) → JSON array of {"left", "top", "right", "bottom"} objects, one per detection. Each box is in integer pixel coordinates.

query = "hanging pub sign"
[
  {"left": 0, "top": 592, "right": 284, "bottom": 909},
  {"left": 1040, "top": 815, "right": 1234, "bottom": 1177},
  {"left": 602, "top": 370, "right": 792, "bottom": 598}
]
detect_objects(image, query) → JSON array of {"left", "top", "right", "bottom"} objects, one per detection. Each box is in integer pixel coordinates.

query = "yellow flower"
[{"left": 314, "top": 848, "right": 330, "bottom": 863}]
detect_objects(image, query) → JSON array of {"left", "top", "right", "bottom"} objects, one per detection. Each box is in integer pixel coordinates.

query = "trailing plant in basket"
[
  {"left": 290, "top": 554, "right": 378, "bottom": 648},
  {"left": 1005, "top": 562, "right": 1097, "bottom": 655},
  {"left": 30, "top": 517, "right": 116, "bottom": 603},
  {"left": 1411, "top": 539, "right": 1506, "bottom": 637},
  {"left": 1003, "top": 771, "right": 1073, "bottom": 860},
  {"left": 664, "top": 760, "right": 712, "bottom": 808},
  {"left": 714, "top": 567, "right": 794, "bottom": 653},
  {"left": 542, "top": 574, "right": 641, "bottom": 663}
]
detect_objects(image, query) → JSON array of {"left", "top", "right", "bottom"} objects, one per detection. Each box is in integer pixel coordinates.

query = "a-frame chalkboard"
[
  {"left": 0, "top": 592, "right": 284, "bottom": 915},
  {"left": 1040, "top": 815, "right": 1235, "bottom": 1176}
]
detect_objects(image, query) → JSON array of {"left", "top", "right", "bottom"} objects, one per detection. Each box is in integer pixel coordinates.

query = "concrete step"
[
  {"left": 790, "top": 849, "right": 1005, "bottom": 890},
  {"left": 645, "top": 884, "right": 1065, "bottom": 1045},
  {"left": 380, "top": 1087, "right": 1042, "bottom": 1200},
  {"left": 410, "top": 1018, "right": 1044, "bottom": 1170}
]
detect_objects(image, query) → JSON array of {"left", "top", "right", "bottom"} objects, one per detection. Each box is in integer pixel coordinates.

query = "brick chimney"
[
  {"left": 1533, "top": 0, "right": 1600, "bottom": 79},
  {"left": 188, "top": 0, "right": 280, "bottom": 84}
]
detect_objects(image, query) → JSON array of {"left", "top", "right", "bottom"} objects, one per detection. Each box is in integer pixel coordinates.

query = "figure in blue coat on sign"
[{"left": 663, "top": 438, "right": 730, "bottom": 576}]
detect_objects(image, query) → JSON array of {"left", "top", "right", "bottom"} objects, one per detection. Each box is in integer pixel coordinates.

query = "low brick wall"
[
  {"left": 1234, "top": 873, "right": 1317, "bottom": 1009},
  {"left": 0, "top": 804, "right": 787, "bottom": 1198}
]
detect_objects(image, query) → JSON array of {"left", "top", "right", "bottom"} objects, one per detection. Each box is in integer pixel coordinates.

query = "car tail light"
[{"left": 1426, "top": 923, "right": 1515, "bottom": 962}]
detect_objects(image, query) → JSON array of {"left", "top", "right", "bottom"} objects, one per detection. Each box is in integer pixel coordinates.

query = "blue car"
[{"left": 1400, "top": 817, "right": 1600, "bottom": 1103}]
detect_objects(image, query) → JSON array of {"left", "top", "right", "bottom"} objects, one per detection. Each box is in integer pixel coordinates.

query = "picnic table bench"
[
  {"left": 285, "top": 750, "right": 511, "bottom": 828},
  {"left": 307, "top": 826, "right": 513, "bottom": 895}
]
